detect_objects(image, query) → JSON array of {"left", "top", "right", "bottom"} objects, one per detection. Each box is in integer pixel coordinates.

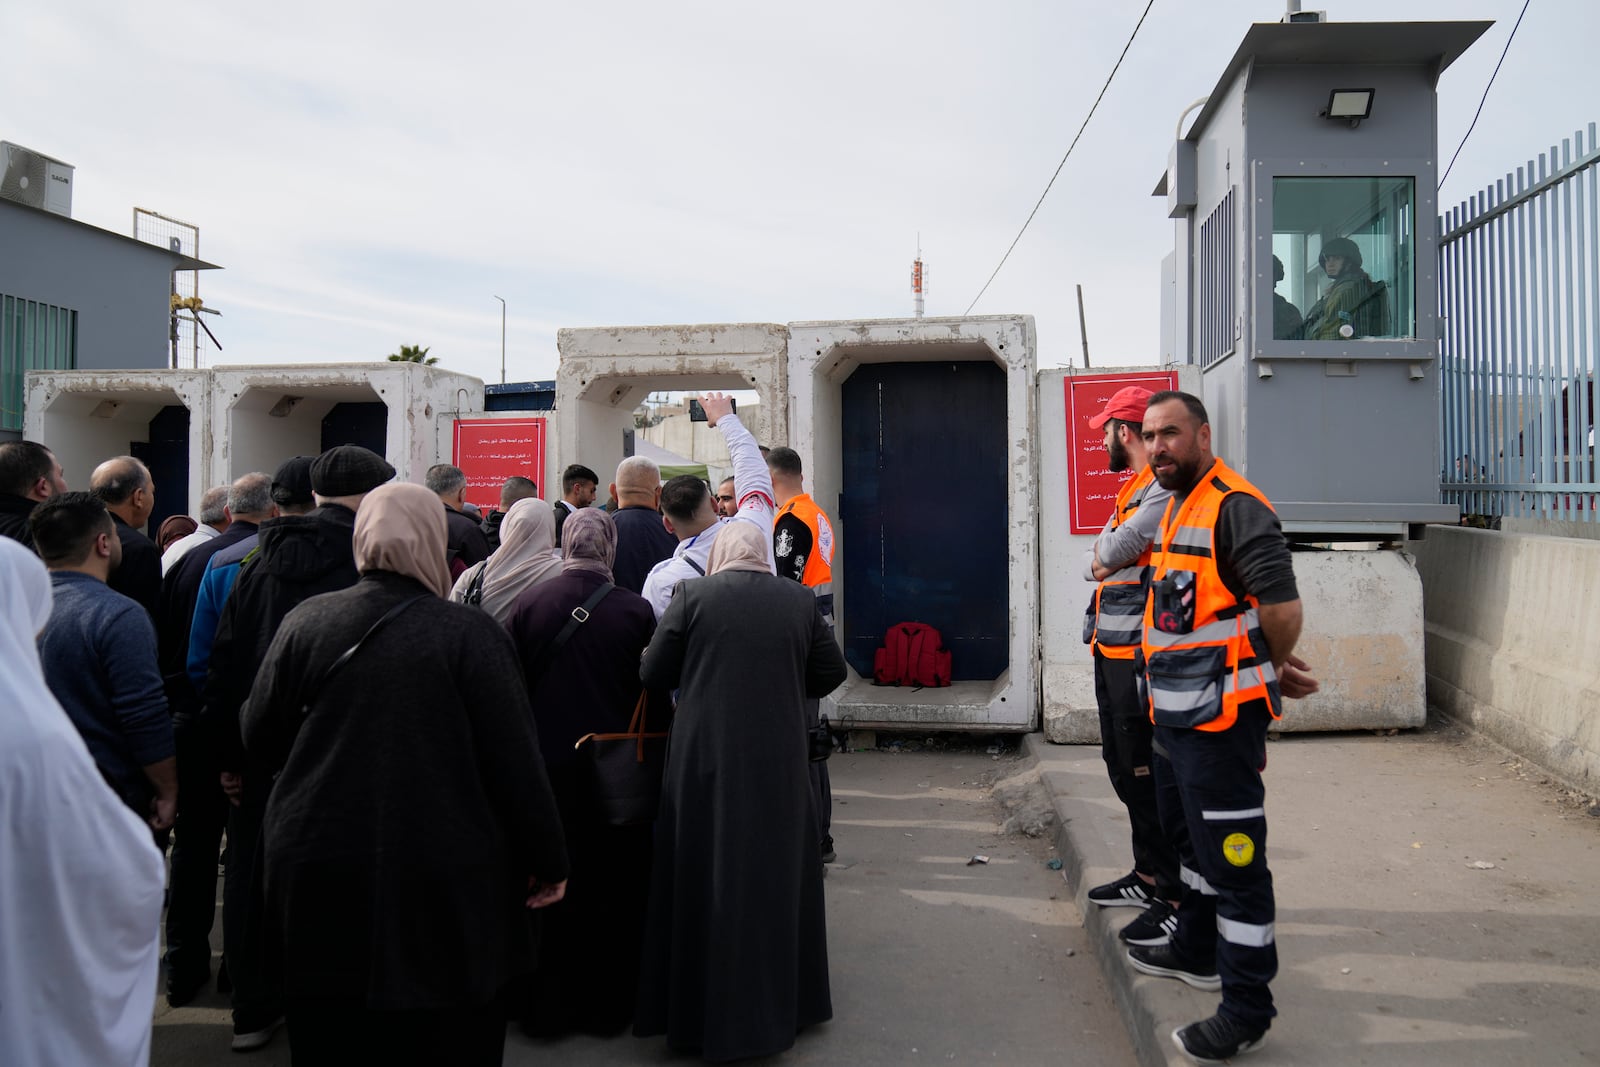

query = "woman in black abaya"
[
  {"left": 634, "top": 521, "right": 848, "bottom": 1062},
  {"left": 505, "top": 507, "right": 665, "bottom": 1038}
]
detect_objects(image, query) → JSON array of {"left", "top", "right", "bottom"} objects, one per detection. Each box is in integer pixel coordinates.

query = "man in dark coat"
[
  {"left": 0, "top": 440, "right": 68, "bottom": 551},
  {"left": 552, "top": 463, "right": 598, "bottom": 546},
  {"left": 636, "top": 523, "right": 848, "bottom": 1062},
  {"left": 90, "top": 456, "right": 161, "bottom": 619},
  {"left": 609, "top": 456, "right": 676, "bottom": 594},
  {"left": 425, "top": 463, "right": 491, "bottom": 577},
  {"left": 157, "top": 471, "right": 277, "bottom": 1012},
  {"left": 194, "top": 444, "right": 394, "bottom": 1046}
]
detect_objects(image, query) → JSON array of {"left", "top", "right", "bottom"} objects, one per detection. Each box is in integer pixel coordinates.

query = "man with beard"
[
  {"left": 1080, "top": 387, "right": 1180, "bottom": 947},
  {"left": 1124, "top": 391, "right": 1318, "bottom": 1065}
]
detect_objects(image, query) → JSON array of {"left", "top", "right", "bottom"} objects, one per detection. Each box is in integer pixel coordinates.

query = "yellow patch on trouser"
[{"left": 1222, "top": 832, "right": 1255, "bottom": 867}]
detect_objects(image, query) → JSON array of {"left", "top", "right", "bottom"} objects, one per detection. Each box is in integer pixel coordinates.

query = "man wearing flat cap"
[{"left": 194, "top": 445, "right": 393, "bottom": 1050}]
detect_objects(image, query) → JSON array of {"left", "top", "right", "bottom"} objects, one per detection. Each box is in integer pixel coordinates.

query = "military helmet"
[{"left": 1318, "top": 237, "right": 1363, "bottom": 270}]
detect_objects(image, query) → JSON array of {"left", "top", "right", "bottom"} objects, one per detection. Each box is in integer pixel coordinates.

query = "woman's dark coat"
[
  {"left": 241, "top": 570, "right": 568, "bottom": 1010},
  {"left": 504, "top": 569, "right": 664, "bottom": 1036},
  {"left": 633, "top": 569, "right": 848, "bottom": 1062}
]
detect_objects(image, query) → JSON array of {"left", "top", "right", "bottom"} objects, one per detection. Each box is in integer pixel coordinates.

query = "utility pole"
[
  {"left": 1076, "top": 284, "right": 1091, "bottom": 368},
  {"left": 493, "top": 295, "right": 506, "bottom": 384}
]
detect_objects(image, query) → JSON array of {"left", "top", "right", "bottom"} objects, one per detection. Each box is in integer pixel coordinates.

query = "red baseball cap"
[{"left": 1087, "top": 385, "right": 1154, "bottom": 430}]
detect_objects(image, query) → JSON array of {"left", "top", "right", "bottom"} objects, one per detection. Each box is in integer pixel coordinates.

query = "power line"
[
  {"left": 964, "top": 0, "right": 1157, "bottom": 316},
  {"left": 1440, "top": 0, "right": 1532, "bottom": 190}
]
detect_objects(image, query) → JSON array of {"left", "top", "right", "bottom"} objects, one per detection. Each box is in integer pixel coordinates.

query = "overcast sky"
[{"left": 3, "top": 0, "right": 1592, "bottom": 384}]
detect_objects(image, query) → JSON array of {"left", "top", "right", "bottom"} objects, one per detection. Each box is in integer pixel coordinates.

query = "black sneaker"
[
  {"left": 1172, "top": 1012, "right": 1266, "bottom": 1065},
  {"left": 1087, "top": 870, "right": 1155, "bottom": 908},
  {"left": 1119, "top": 898, "right": 1178, "bottom": 946},
  {"left": 1126, "top": 943, "right": 1221, "bottom": 991},
  {"left": 820, "top": 836, "right": 837, "bottom": 864}
]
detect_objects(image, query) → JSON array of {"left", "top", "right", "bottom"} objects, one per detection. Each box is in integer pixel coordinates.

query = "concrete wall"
[
  {"left": 0, "top": 200, "right": 178, "bottom": 373},
  {"left": 555, "top": 324, "right": 789, "bottom": 493},
  {"left": 1413, "top": 526, "right": 1600, "bottom": 791},
  {"left": 789, "top": 316, "right": 1038, "bottom": 732},
  {"left": 212, "top": 363, "right": 483, "bottom": 484},
  {"left": 26, "top": 364, "right": 485, "bottom": 511},
  {"left": 25, "top": 369, "right": 211, "bottom": 516}
]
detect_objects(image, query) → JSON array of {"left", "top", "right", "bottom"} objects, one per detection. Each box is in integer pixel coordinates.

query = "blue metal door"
[
  {"left": 131, "top": 405, "right": 190, "bottom": 532},
  {"left": 839, "top": 361, "right": 1008, "bottom": 681},
  {"left": 321, "top": 402, "right": 387, "bottom": 456}
]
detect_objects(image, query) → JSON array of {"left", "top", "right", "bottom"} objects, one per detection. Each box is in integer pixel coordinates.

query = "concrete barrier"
[{"left": 1413, "top": 526, "right": 1600, "bottom": 791}]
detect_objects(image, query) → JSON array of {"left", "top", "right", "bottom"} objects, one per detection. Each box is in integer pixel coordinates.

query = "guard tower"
[{"left": 1156, "top": 16, "right": 1490, "bottom": 538}]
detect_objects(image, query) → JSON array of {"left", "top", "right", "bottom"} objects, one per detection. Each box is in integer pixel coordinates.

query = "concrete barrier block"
[
  {"left": 1282, "top": 548, "right": 1427, "bottom": 731},
  {"left": 1414, "top": 527, "right": 1600, "bottom": 792}
]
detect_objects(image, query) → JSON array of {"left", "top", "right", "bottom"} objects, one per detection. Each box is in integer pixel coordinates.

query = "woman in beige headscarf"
[
  {"left": 635, "top": 513, "right": 848, "bottom": 1062},
  {"left": 242, "top": 482, "right": 569, "bottom": 1065},
  {"left": 451, "top": 497, "right": 564, "bottom": 624}
]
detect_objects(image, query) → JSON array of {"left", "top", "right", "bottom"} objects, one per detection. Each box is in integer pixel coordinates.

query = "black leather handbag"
[{"left": 573, "top": 690, "right": 668, "bottom": 826}]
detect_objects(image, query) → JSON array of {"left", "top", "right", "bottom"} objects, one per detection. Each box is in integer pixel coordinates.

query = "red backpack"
[{"left": 872, "top": 622, "right": 952, "bottom": 688}]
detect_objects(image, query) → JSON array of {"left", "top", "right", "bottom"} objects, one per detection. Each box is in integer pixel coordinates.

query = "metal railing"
[{"left": 1439, "top": 123, "right": 1598, "bottom": 523}]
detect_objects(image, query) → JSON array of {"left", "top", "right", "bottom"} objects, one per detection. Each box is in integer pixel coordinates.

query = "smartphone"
[{"left": 688, "top": 397, "right": 735, "bottom": 422}]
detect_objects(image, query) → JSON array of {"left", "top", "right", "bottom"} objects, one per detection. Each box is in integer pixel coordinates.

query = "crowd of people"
[{"left": 0, "top": 391, "right": 845, "bottom": 1065}]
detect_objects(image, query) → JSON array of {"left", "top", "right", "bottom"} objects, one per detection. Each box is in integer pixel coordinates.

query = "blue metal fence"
[{"left": 1439, "top": 123, "right": 1598, "bottom": 523}]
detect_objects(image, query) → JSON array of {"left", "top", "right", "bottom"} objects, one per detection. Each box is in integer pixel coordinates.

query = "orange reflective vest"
[
  {"left": 1090, "top": 465, "right": 1156, "bottom": 661},
  {"left": 1141, "top": 459, "right": 1282, "bottom": 732},
  {"left": 776, "top": 493, "right": 834, "bottom": 593}
]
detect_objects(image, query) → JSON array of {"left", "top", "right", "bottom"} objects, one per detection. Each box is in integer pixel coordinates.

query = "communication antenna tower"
[{"left": 911, "top": 237, "right": 926, "bottom": 319}]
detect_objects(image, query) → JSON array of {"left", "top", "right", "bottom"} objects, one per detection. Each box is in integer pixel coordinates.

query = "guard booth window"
[{"left": 1271, "top": 177, "right": 1415, "bottom": 342}]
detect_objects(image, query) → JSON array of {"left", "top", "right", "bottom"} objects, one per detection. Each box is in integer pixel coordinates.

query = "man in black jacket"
[
  {"left": 90, "top": 456, "right": 161, "bottom": 619},
  {"left": 188, "top": 445, "right": 393, "bottom": 1049},
  {"left": 425, "top": 463, "right": 491, "bottom": 578},
  {"left": 157, "top": 472, "right": 278, "bottom": 1018},
  {"left": 0, "top": 440, "right": 67, "bottom": 551}
]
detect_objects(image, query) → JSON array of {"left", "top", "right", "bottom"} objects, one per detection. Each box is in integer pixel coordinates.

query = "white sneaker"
[{"left": 230, "top": 1017, "right": 283, "bottom": 1053}]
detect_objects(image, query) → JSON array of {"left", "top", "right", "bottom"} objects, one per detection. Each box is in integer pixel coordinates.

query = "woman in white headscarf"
[
  {"left": 450, "top": 496, "right": 564, "bottom": 624},
  {"left": 0, "top": 538, "right": 166, "bottom": 1065}
]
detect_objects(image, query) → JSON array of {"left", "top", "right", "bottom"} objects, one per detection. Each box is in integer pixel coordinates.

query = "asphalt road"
[{"left": 152, "top": 747, "right": 1136, "bottom": 1066}]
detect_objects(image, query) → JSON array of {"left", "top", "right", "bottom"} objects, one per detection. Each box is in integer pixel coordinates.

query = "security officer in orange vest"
[
  {"left": 1081, "top": 387, "right": 1182, "bottom": 947},
  {"left": 1126, "top": 391, "right": 1319, "bottom": 1065},
  {"left": 768, "top": 447, "right": 838, "bottom": 862}
]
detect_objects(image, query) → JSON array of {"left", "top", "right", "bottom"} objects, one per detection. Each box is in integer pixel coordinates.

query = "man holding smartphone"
[{"left": 641, "top": 394, "right": 774, "bottom": 620}]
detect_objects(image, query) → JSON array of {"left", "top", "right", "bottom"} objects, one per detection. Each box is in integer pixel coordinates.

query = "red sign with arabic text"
[
  {"left": 1066, "top": 371, "right": 1179, "bottom": 535},
  {"left": 452, "top": 418, "right": 547, "bottom": 512}
]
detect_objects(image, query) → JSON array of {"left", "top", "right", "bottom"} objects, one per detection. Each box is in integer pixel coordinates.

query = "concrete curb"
[{"left": 1021, "top": 733, "right": 1214, "bottom": 1067}]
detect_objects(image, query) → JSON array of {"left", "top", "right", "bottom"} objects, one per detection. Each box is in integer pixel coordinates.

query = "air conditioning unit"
[{"left": 0, "top": 142, "right": 74, "bottom": 217}]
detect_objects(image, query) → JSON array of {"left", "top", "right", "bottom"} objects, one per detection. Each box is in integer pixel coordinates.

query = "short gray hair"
[
  {"left": 228, "top": 472, "right": 275, "bottom": 517},
  {"left": 197, "top": 485, "right": 230, "bottom": 525},
  {"left": 425, "top": 464, "right": 467, "bottom": 495},
  {"left": 615, "top": 456, "right": 660, "bottom": 492}
]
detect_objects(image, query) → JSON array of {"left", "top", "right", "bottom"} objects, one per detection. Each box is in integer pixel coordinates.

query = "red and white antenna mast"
[{"left": 911, "top": 237, "right": 926, "bottom": 319}]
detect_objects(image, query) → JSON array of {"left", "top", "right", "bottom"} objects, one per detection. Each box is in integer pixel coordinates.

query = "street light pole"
[{"left": 492, "top": 295, "right": 506, "bottom": 384}]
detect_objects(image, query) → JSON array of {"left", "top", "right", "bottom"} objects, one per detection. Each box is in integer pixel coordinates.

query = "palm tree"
[{"left": 387, "top": 344, "right": 438, "bottom": 365}]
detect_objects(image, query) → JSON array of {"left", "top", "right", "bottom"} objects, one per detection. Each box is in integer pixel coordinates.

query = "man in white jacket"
[{"left": 641, "top": 393, "right": 775, "bottom": 620}]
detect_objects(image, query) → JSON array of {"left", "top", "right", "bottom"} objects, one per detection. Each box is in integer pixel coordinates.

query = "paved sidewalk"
[{"left": 1030, "top": 717, "right": 1600, "bottom": 1067}]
